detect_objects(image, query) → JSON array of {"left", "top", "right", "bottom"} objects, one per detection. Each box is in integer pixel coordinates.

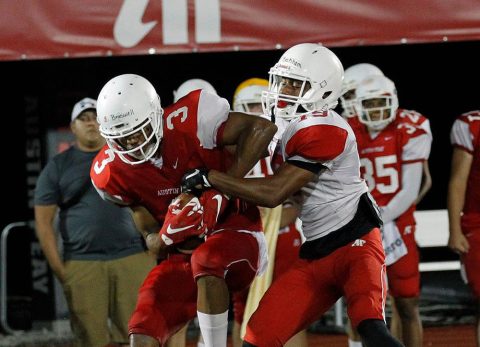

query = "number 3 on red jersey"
[{"left": 93, "top": 148, "right": 115, "bottom": 174}]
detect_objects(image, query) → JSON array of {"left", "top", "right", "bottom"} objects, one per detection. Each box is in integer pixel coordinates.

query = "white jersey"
[{"left": 281, "top": 110, "right": 368, "bottom": 241}]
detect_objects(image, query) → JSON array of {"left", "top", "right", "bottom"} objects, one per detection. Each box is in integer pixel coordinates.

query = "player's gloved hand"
[
  {"left": 198, "top": 189, "right": 230, "bottom": 235},
  {"left": 159, "top": 193, "right": 205, "bottom": 246},
  {"left": 181, "top": 168, "right": 211, "bottom": 194}
]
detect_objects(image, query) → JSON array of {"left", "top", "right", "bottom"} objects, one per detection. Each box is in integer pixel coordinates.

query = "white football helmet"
[
  {"left": 173, "top": 78, "right": 217, "bottom": 102},
  {"left": 97, "top": 74, "right": 163, "bottom": 165},
  {"left": 262, "top": 43, "right": 344, "bottom": 120},
  {"left": 233, "top": 78, "right": 268, "bottom": 116},
  {"left": 340, "top": 63, "right": 384, "bottom": 118},
  {"left": 355, "top": 75, "right": 398, "bottom": 131}
]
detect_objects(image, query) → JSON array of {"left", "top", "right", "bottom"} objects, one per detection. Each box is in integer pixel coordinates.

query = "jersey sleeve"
[
  {"left": 90, "top": 148, "right": 134, "bottom": 206},
  {"left": 284, "top": 123, "right": 348, "bottom": 163},
  {"left": 197, "top": 90, "right": 230, "bottom": 149},
  {"left": 400, "top": 126, "right": 432, "bottom": 163},
  {"left": 450, "top": 111, "right": 480, "bottom": 154}
]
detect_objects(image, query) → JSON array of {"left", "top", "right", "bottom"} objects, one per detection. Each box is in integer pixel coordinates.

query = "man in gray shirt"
[{"left": 34, "top": 97, "right": 155, "bottom": 347}]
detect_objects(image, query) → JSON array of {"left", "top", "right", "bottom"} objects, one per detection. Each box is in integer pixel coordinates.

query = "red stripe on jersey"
[
  {"left": 402, "top": 158, "right": 425, "bottom": 165},
  {"left": 285, "top": 124, "right": 348, "bottom": 161}
]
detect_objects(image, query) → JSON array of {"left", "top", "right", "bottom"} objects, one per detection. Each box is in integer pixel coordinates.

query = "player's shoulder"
[
  {"left": 163, "top": 91, "right": 202, "bottom": 133},
  {"left": 393, "top": 115, "right": 427, "bottom": 139},
  {"left": 90, "top": 145, "right": 124, "bottom": 190},
  {"left": 456, "top": 110, "right": 480, "bottom": 124},
  {"left": 283, "top": 111, "right": 349, "bottom": 152},
  {"left": 397, "top": 108, "right": 428, "bottom": 125}
]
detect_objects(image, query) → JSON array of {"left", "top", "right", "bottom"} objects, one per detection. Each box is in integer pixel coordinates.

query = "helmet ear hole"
[{"left": 322, "top": 91, "right": 332, "bottom": 100}]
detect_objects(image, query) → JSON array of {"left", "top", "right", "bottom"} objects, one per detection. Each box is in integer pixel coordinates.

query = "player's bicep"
[{"left": 219, "top": 112, "right": 275, "bottom": 149}]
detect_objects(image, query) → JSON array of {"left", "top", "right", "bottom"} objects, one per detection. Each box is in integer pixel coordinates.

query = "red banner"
[{"left": 1, "top": 0, "right": 480, "bottom": 61}]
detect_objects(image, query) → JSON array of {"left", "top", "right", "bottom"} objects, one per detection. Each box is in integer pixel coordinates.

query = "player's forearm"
[
  {"left": 381, "top": 162, "right": 422, "bottom": 223},
  {"left": 209, "top": 170, "right": 286, "bottom": 208},
  {"left": 447, "top": 178, "right": 467, "bottom": 235},
  {"left": 415, "top": 163, "right": 432, "bottom": 205},
  {"left": 35, "top": 225, "right": 64, "bottom": 279}
]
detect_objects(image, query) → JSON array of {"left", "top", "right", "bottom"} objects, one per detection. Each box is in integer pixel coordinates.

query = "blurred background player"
[
  {"left": 34, "top": 97, "right": 155, "bottom": 347},
  {"left": 341, "top": 64, "right": 432, "bottom": 347},
  {"left": 340, "top": 63, "right": 385, "bottom": 119},
  {"left": 91, "top": 74, "right": 277, "bottom": 347},
  {"left": 182, "top": 43, "right": 403, "bottom": 347},
  {"left": 231, "top": 78, "right": 308, "bottom": 347},
  {"left": 348, "top": 75, "right": 432, "bottom": 347},
  {"left": 448, "top": 110, "right": 480, "bottom": 347},
  {"left": 340, "top": 63, "right": 432, "bottom": 204},
  {"left": 173, "top": 78, "right": 218, "bottom": 103}
]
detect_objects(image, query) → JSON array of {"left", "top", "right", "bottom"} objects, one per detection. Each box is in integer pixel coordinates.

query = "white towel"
[{"left": 382, "top": 221, "right": 408, "bottom": 266}]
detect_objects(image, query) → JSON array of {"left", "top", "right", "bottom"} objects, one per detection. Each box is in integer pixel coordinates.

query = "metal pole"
[{"left": 1, "top": 221, "right": 28, "bottom": 335}]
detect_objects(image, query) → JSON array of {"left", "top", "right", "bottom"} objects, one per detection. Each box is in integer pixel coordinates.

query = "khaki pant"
[{"left": 63, "top": 252, "right": 155, "bottom": 347}]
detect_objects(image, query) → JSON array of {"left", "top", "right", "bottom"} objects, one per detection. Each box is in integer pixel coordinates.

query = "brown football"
[{"left": 176, "top": 236, "right": 205, "bottom": 254}]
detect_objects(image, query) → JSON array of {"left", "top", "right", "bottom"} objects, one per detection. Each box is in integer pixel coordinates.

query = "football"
[
  {"left": 176, "top": 236, "right": 205, "bottom": 254},
  {"left": 172, "top": 192, "right": 196, "bottom": 208}
]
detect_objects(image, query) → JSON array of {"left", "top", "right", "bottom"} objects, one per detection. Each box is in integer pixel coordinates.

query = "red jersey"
[
  {"left": 90, "top": 90, "right": 261, "bottom": 232},
  {"left": 350, "top": 109, "right": 431, "bottom": 226},
  {"left": 450, "top": 110, "right": 480, "bottom": 228}
]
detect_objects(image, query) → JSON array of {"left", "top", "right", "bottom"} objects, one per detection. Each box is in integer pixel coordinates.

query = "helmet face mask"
[
  {"left": 358, "top": 96, "right": 396, "bottom": 131},
  {"left": 108, "top": 120, "right": 159, "bottom": 161},
  {"left": 355, "top": 75, "right": 398, "bottom": 131},
  {"left": 261, "top": 43, "right": 344, "bottom": 120},
  {"left": 97, "top": 74, "right": 164, "bottom": 165},
  {"left": 339, "top": 88, "right": 357, "bottom": 118}
]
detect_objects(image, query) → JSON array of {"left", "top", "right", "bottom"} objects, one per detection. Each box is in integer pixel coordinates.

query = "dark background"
[{"left": 3, "top": 39, "right": 479, "bottom": 227}]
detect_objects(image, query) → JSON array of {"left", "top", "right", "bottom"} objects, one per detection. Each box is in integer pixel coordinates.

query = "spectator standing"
[{"left": 34, "top": 97, "right": 155, "bottom": 347}]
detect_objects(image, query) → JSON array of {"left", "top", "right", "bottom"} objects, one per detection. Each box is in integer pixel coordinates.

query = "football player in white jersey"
[
  {"left": 182, "top": 43, "right": 404, "bottom": 347},
  {"left": 232, "top": 77, "right": 307, "bottom": 347}
]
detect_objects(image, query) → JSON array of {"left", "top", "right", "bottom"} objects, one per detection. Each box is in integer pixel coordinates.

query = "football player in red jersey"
[
  {"left": 340, "top": 65, "right": 433, "bottom": 347},
  {"left": 340, "top": 63, "right": 385, "bottom": 119},
  {"left": 182, "top": 43, "right": 404, "bottom": 347},
  {"left": 347, "top": 75, "right": 431, "bottom": 347},
  {"left": 448, "top": 110, "right": 480, "bottom": 347},
  {"left": 90, "top": 74, "right": 277, "bottom": 347}
]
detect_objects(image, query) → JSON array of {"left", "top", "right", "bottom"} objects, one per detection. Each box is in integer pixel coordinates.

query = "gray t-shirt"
[{"left": 34, "top": 145, "right": 145, "bottom": 261}]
